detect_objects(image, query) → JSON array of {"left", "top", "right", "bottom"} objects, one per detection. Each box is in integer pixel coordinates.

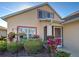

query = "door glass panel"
[
  {"left": 54, "top": 27, "right": 62, "bottom": 47},
  {"left": 55, "top": 28, "right": 61, "bottom": 38}
]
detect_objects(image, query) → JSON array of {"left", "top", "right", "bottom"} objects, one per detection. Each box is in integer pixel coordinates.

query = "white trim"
[
  {"left": 47, "top": 25, "right": 52, "bottom": 36},
  {"left": 53, "top": 26, "right": 55, "bottom": 37},
  {"left": 39, "top": 18, "right": 52, "bottom": 20}
]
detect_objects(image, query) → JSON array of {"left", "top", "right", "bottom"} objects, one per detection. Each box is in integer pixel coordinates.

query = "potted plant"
[{"left": 8, "top": 32, "right": 16, "bottom": 42}]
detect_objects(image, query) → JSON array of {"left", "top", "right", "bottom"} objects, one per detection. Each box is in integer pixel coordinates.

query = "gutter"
[{"left": 62, "top": 17, "right": 79, "bottom": 24}]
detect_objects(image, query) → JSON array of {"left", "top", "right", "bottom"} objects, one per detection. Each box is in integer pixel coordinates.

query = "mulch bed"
[{"left": 0, "top": 49, "right": 50, "bottom": 57}]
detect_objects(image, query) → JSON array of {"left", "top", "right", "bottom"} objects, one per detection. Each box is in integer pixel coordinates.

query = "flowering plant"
[{"left": 47, "top": 36, "right": 57, "bottom": 56}]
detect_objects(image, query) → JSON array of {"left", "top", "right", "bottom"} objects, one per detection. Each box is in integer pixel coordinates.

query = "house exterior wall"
[
  {"left": 63, "top": 20, "right": 79, "bottom": 52},
  {"left": 0, "top": 29, "right": 7, "bottom": 37},
  {"left": 6, "top": 5, "right": 61, "bottom": 40}
]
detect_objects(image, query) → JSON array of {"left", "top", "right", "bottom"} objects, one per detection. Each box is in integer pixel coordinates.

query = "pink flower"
[
  {"left": 47, "top": 38, "right": 54, "bottom": 46},
  {"left": 55, "top": 38, "right": 61, "bottom": 45}
]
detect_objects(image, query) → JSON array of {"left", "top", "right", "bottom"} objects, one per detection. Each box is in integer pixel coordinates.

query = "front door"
[
  {"left": 54, "top": 27, "right": 62, "bottom": 47},
  {"left": 44, "top": 26, "right": 47, "bottom": 40}
]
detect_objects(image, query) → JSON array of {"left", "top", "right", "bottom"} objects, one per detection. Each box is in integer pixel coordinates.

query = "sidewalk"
[{"left": 59, "top": 47, "right": 79, "bottom": 57}]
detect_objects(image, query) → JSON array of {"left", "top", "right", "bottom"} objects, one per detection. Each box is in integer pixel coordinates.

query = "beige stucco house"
[
  {"left": 0, "top": 26, "right": 7, "bottom": 37},
  {"left": 1, "top": 3, "right": 63, "bottom": 47},
  {"left": 1, "top": 3, "right": 79, "bottom": 53}
]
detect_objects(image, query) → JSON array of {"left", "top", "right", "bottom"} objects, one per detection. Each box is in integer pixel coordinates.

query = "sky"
[{"left": 0, "top": 2, "right": 79, "bottom": 28}]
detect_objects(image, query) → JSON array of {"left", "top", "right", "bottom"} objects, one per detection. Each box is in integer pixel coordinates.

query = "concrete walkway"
[{"left": 59, "top": 48, "right": 79, "bottom": 57}]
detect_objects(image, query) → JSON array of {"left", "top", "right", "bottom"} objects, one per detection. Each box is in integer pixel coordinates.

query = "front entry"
[{"left": 44, "top": 26, "right": 63, "bottom": 47}]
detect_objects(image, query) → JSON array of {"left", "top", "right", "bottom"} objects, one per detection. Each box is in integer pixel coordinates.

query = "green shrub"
[
  {"left": 0, "top": 40, "right": 7, "bottom": 52},
  {"left": 20, "top": 39, "right": 27, "bottom": 44},
  {"left": 17, "top": 42, "right": 24, "bottom": 51},
  {"left": 7, "top": 42, "right": 23, "bottom": 53},
  {"left": 24, "top": 39, "right": 43, "bottom": 54},
  {"left": 7, "top": 42, "right": 18, "bottom": 53},
  {"left": 0, "top": 36, "right": 6, "bottom": 41},
  {"left": 55, "top": 50, "right": 71, "bottom": 57}
]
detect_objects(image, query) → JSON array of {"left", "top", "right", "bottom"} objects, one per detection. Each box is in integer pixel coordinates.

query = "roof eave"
[
  {"left": 62, "top": 17, "right": 79, "bottom": 24},
  {"left": 47, "top": 4, "right": 62, "bottom": 19},
  {"left": 1, "top": 2, "right": 62, "bottom": 20}
]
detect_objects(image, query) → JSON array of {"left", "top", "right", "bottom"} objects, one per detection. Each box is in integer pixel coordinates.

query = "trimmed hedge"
[{"left": 24, "top": 39, "right": 43, "bottom": 54}]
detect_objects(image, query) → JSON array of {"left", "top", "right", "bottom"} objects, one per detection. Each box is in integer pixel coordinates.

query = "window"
[
  {"left": 18, "top": 27, "right": 36, "bottom": 39},
  {"left": 38, "top": 10, "right": 43, "bottom": 18},
  {"left": 38, "top": 10, "right": 53, "bottom": 19},
  {"left": 55, "top": 28, "right": 61, "bottom": 38}
]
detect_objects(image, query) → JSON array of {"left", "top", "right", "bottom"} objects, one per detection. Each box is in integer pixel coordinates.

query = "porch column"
[{"left": 47, "top": 25, "right": 52, "bottom": 36}]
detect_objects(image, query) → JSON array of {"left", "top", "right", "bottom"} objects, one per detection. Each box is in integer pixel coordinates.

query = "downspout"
[
  {"left": 62, "top": 26, "right": 64, "bottom": 48},
  {"left": 17, "top": 26, "right": 18, "bottom": 42}
]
